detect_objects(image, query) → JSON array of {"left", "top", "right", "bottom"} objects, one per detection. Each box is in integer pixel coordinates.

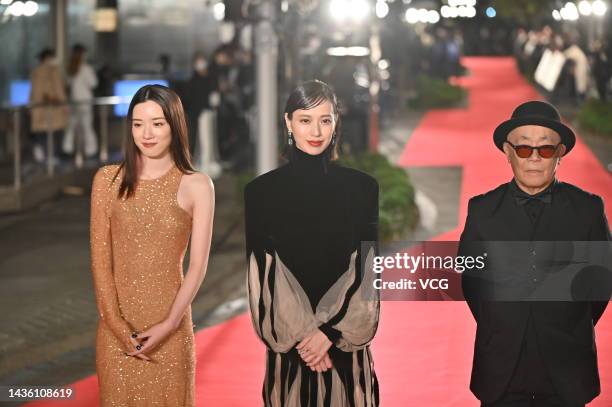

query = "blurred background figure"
[
  {"left": 325, "top": 55, "right": 370, "bottom": 153},
  {"left": 63, "top": 44, "right": 99, "bottom": 158},
  {"left": 94, "top": 64, "right": 116, "bottom": 98},
  {"left": 159, "top": 53, "right": 172, "bottom": 80},
  {"left": 558, "top": 32, "right": 589, "bottom": 104},
  {"left": 431, "top": 27, "right": 452, "bottom": 79},
  {"left": 210, "top": 42, "right": 251, "bottom": 169},
  {"left": 514, "top": 27, "right": 529, "bottom": 73},
  {"left": 29, "top": 48, "right": 68, "bottom": 164},
  {"left": 592, "top": 39, "right": 612, "bottom": 102},
  {"left": 185, "top": 51, "right": 222, "bottom": 179}
]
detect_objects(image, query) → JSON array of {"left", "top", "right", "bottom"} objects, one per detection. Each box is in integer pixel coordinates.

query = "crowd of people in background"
[
  {"left": 177, "top": 42, "right": 255, "bottom": 176},
  {"left": 25, "top": 21, "right": 610, "bottom": 174},
  {"left": 29, "top": 48, "right": 68, "bottom": 164},
  {"left": 27, "top": 39, "right": 255, "bottom": 177},
  {"left": 63, "top": 44, "right": 98, "bottom": 159},
  {"left": 513, "top": 25, "right": 612, "bottom": 104}
]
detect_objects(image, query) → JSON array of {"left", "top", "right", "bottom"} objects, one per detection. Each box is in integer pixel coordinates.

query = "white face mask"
[{"left": 194, "top": 59, "right": 207, "bottom": 71}]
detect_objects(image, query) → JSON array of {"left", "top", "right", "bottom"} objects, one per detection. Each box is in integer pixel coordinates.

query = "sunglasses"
[{"left": 504, "top": 141, "right": 561, "bottom": 159}]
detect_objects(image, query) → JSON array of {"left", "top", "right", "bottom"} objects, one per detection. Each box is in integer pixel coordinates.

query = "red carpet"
[{"left": 26, "top": 57, "right": 611, "bottom": 406}]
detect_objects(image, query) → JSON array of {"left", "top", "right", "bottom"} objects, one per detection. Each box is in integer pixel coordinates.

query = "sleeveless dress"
[
  {"left": 90, "top": 164, "right": 195, "bottom": 406},
  {"left": 244, "top": 145, "right": 380, "bottom": 406}
]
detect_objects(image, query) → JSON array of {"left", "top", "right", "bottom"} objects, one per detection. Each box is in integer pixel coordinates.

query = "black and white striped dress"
[{"left": 244, "top": 145, "right": 380, "bottom": 407}]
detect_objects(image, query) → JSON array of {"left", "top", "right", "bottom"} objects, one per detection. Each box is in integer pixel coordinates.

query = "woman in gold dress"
[{"left": 90, "top": 84, "right": 214, "bottom": 406}]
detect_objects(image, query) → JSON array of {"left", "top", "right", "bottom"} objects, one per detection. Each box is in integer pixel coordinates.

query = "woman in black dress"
[{"left": 244, "top": 80, "right": 380, "bottom": 406}]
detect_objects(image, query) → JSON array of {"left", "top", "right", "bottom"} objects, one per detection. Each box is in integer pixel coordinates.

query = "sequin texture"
[{"left": 91, "top": 164, "right": 195, "bottom": 406}]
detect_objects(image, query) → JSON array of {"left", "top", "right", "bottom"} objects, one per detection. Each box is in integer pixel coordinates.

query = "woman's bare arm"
[
  {"left": 129, "top": 172, "right": 215, "bottom": 358},
  {"left": 165, "top": 172, "right": 215, "bottom": 328}
]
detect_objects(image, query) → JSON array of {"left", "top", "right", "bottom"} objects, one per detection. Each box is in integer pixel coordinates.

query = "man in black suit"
[{"left": 459, "top": 101, "right": 611, "bottom": 407}]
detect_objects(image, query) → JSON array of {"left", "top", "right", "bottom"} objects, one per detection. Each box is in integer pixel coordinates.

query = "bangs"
[{"left": 301, "top": 94, "right": 330, "bottom": 111}]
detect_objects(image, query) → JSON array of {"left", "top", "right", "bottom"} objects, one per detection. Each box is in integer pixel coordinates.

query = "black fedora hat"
[{"left": 493, "top": 101, "right": 576, "bottom": 155}]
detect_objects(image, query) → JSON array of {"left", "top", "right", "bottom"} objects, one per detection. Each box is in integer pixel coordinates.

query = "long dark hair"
[
  {"left": 115, "top": 84, "right": 194, "bottom": 198},
  {"left": 67, "top": 44, "right": 86, "bottom": 77},
  {"left": 283, "top": 79, "right": 342, "bottom": 160}
]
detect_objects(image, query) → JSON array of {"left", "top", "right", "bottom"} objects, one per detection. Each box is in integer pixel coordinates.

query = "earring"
[
  {"left": 331, "top": 134, "right": 336, "bottom": 145},
  {"left": 288, "top": 131, "right": 293, "bottom": 146}
]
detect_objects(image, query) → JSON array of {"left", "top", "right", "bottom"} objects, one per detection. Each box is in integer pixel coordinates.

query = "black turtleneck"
[{"left": 244, "top": 144, "right": 379, "bottom": 342}]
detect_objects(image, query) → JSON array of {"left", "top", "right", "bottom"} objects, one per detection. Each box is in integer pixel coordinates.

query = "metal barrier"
[{"left": 2, "top": 96, "right": 129, "bottom": 190}]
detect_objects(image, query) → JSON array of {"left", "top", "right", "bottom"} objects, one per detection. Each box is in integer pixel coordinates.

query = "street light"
[
  {"left": 330, "top": 0, "right": 370, "bottom": 22},
  {"left": 330, "top": 0, "right": 349, "bottom": 21},
  {"left": 417, "top": 8, "right": 428, "bottom": 22},
  {"left": 405, "top": 7, "right": 419, "bottom": 23},
  {"left": 405, "top": 7, "right": 439, "bottom": 24},
  {"left": 326, "top": 46, "right": 370, "bottom": 56},
  {"left": 578, "top": 0, "right": 593, "bottom": 15},
  {"left": 449, "top": 0, "right": 476, "bottom": 6},
  {"left": 441, "top": 5, "right": 450, "bottom": 17},
  {"left": 1, "top": 0, "right": 38, "bottom": 17},
  {"left": 22, "top": 0, "right": 37, "bottom": 16},
  {"left": 376, "top": 0, "right": 389, "bottom": 18},
  {"left": 552, "top": 9, "right": 562, "bottom": 20},
  {"left": 351, "top": 0, "right": 370, "bottom": 20},
  {"left": 377, "top": 59, "right": 390, "bottom": 70},
  {"left": 560, "top": 2, "right": 579, "bottom": 20},
  {"left": 427, "top": 9, "right": 440, "bottom": 23},
  {"left": 7, "top": 1, "right": 24, "bottom": 16},
  {"left": 213, "top": 2, "right": 225, "bottom": 21},
  {"left": 592, "top": 0, "right": 607, "bottom": 16}
]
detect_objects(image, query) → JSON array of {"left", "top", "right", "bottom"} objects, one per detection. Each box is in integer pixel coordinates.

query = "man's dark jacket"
[{"left": 459, "top": 180, "right": 610, "bottom": 405}]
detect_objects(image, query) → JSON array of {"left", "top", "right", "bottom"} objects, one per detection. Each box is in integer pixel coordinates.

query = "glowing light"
[
  {"left": 22, "top": 0, "right": 37, "bottom": 16},
  {"left": 213, "top": 2, "right": 225, "bottom": 21},
  {"left": 376, "top": 1, "right": 389, "bottom": 18},
  {"left": 592, "top": 0, "right": 607, "bottom": 15},
  {"left": 330, "top": 0, "right": 349, "bottom": 21},
  {"left": 8, "top": 1, "right": 25, "bottom": 16},
  {"left": 331, "top": 0, "right": 370, "bottom": 22},
  {"left": 350, "top": 0, "right": 370, "bottom": 20},
  {"left": 578, "top": 0, "right": 592, "bottom": 15},
  {"left": 560, "top": 2, "right": 579, "bottom": 20},
  {"left": 441, "top": 5, "right": 451, "bottom": 17},
  {"left": 377, "top": 59, "right": 390, "bottom": 70},
  {"left": 326, "top": 46, "right": 370, "bottom": 57},
  {"left": 427, "top": 9, "right": 440, "bottom": 23},
  {"left": 405, "top": 7, "right": 419, "bottom": 23}
]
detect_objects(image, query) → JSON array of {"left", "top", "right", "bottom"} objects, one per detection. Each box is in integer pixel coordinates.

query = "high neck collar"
[{"left": 289, "top": 144, "right": 332, "bottom": 176}]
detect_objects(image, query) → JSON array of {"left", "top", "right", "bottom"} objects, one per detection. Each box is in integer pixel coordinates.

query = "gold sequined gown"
[{"left": 90, "top": 164, "right": 195, "bottom": 406}]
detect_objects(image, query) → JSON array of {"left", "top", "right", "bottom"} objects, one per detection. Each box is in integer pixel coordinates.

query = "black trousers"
[{"left": 482, "top": 393, "right": 584, "bottom": 407}]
